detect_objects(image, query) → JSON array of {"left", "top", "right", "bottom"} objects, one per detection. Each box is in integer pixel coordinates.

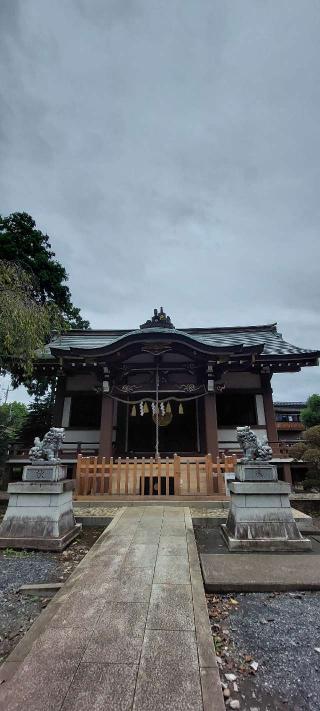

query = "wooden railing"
[
  {"left": 8, "top": 441, "right": 99, "bottom": 459},
  {"left": 276, "top": 422, "right": 304, "bottom": 431},
  {"left": 75, "top": 454, "right": 237, "bottom": 497},
  {"left": 218, "top": 440, "right": 298, "bottom": 458},
  {"left": 8, "top": 439, "right": 302, "bottom": 462}
]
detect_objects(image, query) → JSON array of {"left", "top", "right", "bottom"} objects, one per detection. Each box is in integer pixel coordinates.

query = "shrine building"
[{"left": 35, "top": 308, "right": 318, "bottom": 464}]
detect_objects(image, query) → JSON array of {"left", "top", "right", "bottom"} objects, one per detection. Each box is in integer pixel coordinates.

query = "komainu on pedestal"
[
  {"left": 221, "top": 427, "right": 312, "bottom": 551},
  {"left": 0, "top": 428, "right": 81, "bottom": 551}
]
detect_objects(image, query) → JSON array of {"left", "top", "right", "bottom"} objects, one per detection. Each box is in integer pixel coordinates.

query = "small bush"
[
  {"left": 303, "top": 425, "right": 320, "bottom": 448},
  {"left": 290, "top": 442, "right": 307, "bottom": 460},
  {"left": 302, "top": 473, "right": 320, "bottom": 492}
]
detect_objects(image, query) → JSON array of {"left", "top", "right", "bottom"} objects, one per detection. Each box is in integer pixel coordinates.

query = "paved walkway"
[{"left": 0, "top": 507, "right": 224, "bottom": 711}]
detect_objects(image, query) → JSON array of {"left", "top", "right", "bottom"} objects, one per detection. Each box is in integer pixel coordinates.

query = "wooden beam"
[
  {"left": 99, "top": 395, "right": 114, "bottom": 459},
  {"left": 283, "top": 462, "right": 293, "bottom": 486},
  {"left": 204, "top": 393, "right": 219, "bottom": 459},
  {"left": 261, "top": 374, "right": 281, "bottom": 455},
  {"left": 52, "top": 376, "right": 66, "bottom": 426}
]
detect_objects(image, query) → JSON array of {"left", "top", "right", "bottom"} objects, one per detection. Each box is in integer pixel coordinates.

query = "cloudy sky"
[{"left": 1, "top": 0, "right": 319, "bottom": 403}]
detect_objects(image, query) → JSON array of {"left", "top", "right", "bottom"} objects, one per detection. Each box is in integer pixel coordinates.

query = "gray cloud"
[{"left": 0, "top": 0, "right": 319, "bottom": 401}]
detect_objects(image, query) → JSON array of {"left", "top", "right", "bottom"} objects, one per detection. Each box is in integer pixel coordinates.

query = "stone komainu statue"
[
  {"left": 236, "top": 426, "right": 273, "bottom": 463},
  {"left": 29, "top": 428, "right": 65, "bottom": 464}
]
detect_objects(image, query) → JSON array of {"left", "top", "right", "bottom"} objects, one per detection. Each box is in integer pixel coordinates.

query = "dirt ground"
[
  {"left": 207, "top": 591, "right": 320, "bottom": 711},
  {"left": 0, "top": 527, "right": 102, "bottom": 664}
]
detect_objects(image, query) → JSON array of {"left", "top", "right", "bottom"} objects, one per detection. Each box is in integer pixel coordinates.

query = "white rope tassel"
[{"left": 139, "top": 401, "right": 144, "bottom": 416}]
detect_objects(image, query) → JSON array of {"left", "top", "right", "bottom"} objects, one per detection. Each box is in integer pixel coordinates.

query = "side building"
[{"left": 274, "top": 402, "right": 306, "bottom": 443}]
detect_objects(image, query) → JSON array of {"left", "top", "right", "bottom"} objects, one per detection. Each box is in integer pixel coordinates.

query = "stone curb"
[{"left": 184, "top": 508, "right": 225, "bottom": 711}]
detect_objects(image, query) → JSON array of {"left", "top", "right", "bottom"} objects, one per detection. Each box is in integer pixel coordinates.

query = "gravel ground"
[
  {"left": 207, "top": 591, "right": 320, "bottom": 711},
  {"left": 0, "top": 527, "right": 102, "bottom": 663}
]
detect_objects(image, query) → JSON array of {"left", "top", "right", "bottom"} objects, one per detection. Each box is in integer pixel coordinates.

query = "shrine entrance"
[{"left": 115, "top": 395, "right": 205, "bottom": 457}]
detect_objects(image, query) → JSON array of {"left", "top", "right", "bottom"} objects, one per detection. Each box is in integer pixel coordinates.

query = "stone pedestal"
[
  {"left": 0, "top": 465, "right": 81, "bottom": 551},
  {"left": 222, "top": 462, "right": 312, "bottom": 552}
]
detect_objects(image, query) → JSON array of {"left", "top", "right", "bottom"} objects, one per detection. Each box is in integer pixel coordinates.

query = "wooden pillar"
[
  {"left": 283, "top": 462, "right": 293, "bottom": 486},
  {"left": 52, "top": 376, "right": 66, "bottom": 426},
  {"left": 99, "top": 394, "right": 114, "bottom": 459},
  {"left": 204, "top": 393, "right": 219, "bottom": 460},
  {"left": 261, "top": 374, "right": 280, "bottom": 455}
]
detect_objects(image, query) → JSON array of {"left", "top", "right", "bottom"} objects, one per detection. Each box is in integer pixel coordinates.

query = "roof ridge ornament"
[{"left": 140, "top": 307, "right": 175, "bottom": 330}]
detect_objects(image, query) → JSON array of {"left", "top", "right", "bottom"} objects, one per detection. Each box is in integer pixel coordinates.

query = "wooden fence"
[{"left": 75, "top": 454, "right": 237, "bottom": 497}]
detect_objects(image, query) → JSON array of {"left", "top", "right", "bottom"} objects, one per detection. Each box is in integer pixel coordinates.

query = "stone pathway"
[{"left": 0, "top": 507, "right": 224, "bottom": 711}]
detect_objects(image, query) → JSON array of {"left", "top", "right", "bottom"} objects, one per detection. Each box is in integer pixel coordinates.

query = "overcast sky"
[{"left": 1, "top": 0, "right": 319, "bottom": 404}]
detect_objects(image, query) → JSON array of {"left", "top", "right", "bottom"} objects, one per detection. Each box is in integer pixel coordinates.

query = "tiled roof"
[{"left": 42, "top": 324, "right": 318, "bottom": 359}]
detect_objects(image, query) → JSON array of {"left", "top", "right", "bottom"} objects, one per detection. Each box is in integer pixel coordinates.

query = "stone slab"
[
  {"left": 154, "top": 554, "right": 190, "bottom": 584},
  {"left": 3, "top": 503, "right": 73, "bottom": 519},
  {"left": 201, "top": 551, "right": 320, "bottom": 591},
  {"left": 6, "top": 491, "right": 73, "bottom": 508},
  {"left": 236, "top": 463, "right": 278, "bottom": 482},
  {"left": 83, "top": 602, "right": 148, "bottom": 663},
  {"left": 192, "top": 509, "right": 315, "bottom": 533},
  {"left": 49, "top": 590, "right": 107, "bottom": 629},
  {"left": 158, "top": 540, "right": 188, "bottom": 555},
  {"left": 221, "top": 523, "right": 312, "bottom": 552},
  {"left": 146, "top": 584, "right": 194, "bottom": 630},
  {"left": 200, "top": 668, "right": 225, "bottom": 711},
  {"left": 0, "top": 523, "right": 81, "bottom": 551},
  {"left": 132, "top": 529, "right": 161, "bottom": 543},
  {"left": 22, "top": 464, "right": 67, "bottom": 482},
  {"left": 0, "top": 655, "right": 79, "bottom": 711},
  {"left": 229, "top": 481, "right": 291, "bottom": 495},
  {"left": 60, "top": 663, "right": 138, "bottom": 711},
  {"left": 8, "top": 480, "right": 75, "bottom": 494},
  {"left": 227, "top": 507, "right": 300, "bottom": 523},
  {"left": 123, "top": 543, "right": 158, "bottom": 568},
  {"left": 99, "top": 573, "right": 153, "bottom": 603},
  {"left": 19, "top": 583, "right": 62, "bottom": 597},
  {"left": 133, "top": 629, "right": 202, "bottom": 711}
]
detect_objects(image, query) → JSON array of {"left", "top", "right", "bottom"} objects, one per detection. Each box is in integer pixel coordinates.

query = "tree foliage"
[
  {"left": 0, "top": 260, "right": 57, "bottom": 380},
  {"left": 0, "top": 212, "right": 89, "bottom": 392},
  {"left": 0, "top": 401, "right": 28, "bottom": 468},
  {"left": 0, "top": 212, "right": 89, "bottom": 328},
  {"left": 301, "top": 394, "right": 320, "bottom": 429},
  {"left": 19, "top": 394, "right": 54, "bottom": 447},
  {"left": 290, "top": 424, "right": 320, "bottom": 490}
]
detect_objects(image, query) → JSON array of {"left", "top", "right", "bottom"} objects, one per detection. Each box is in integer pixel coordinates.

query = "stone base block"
[
  {"left": 221, "top": 524, "right": 312, "bottom": 552},
  {"left": 0, "top": 478, "right": 80, "bottom": 551},
  {"left": 224, "top": 476, "right": 313, "bottom": 551},
  {"left": 0, "top": 524, "right": 81, "bottom": 551},
  {"left": 22, "top": 464, "right": 67, "bottom": 482},
  {"left": 236, "top": 463, "right": 278, "bottom": 482}
]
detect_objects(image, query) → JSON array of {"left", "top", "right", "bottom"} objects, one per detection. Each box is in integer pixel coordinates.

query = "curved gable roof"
[{"left": 42, "top": 323, "right": 319, "bottom": 361}]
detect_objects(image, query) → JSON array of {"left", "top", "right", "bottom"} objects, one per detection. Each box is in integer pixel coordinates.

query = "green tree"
[
  {"left": 18, "top": 394, "right": 54, "bottom": 447},
  {"left": 301, "top": 394, "right": 320, "bottom": 429},
  {"left": 0, "top": 212, "right": 89, "bottom": 394},
  {"left": 290, "top": 425, "right": 320, "bottom": 491},
  {"left": 0, "top": 212, "right": 89, "bottom": 328},
  {"left": 0, "top": 260, "right": 57, "bottom": 381},
  {"left": 0, "top": 401, "right": 28, "bottom": 468}
]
